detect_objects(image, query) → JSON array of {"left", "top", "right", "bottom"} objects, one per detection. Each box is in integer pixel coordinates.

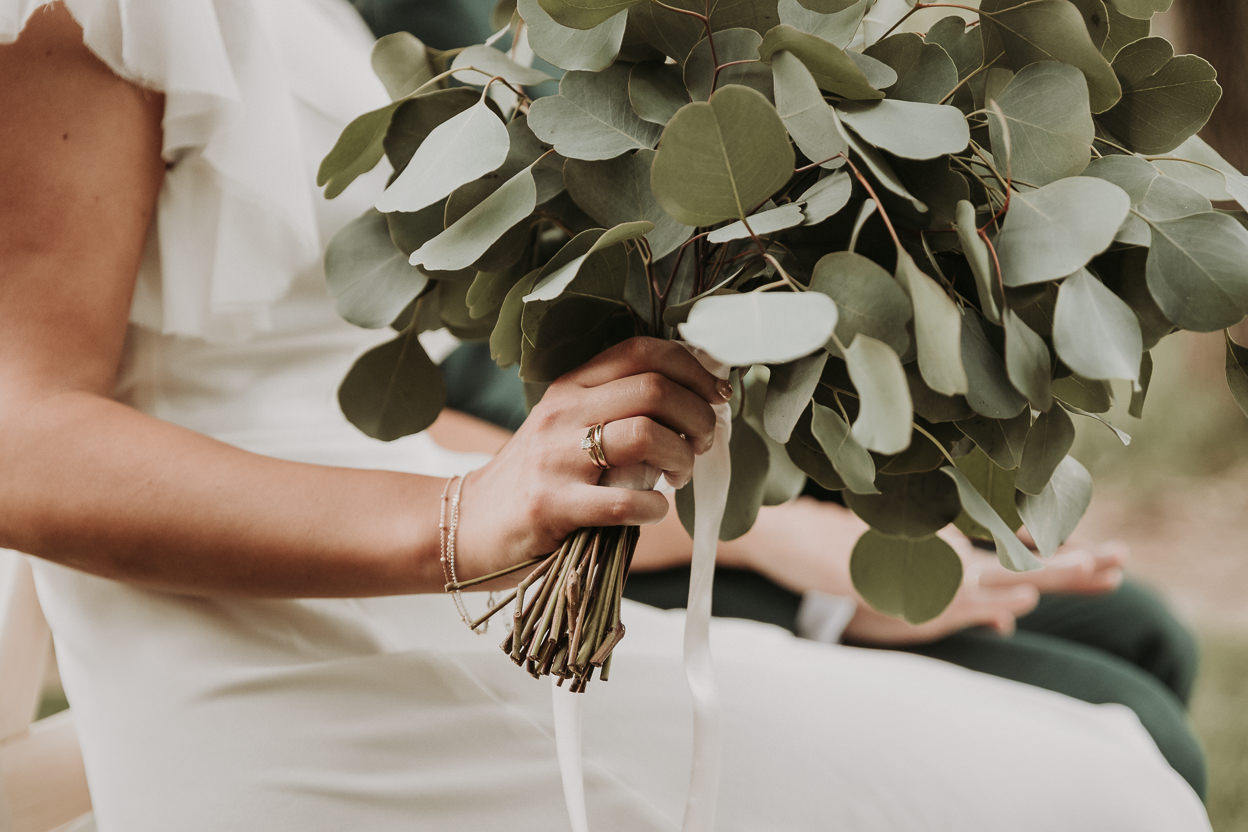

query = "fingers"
[
  {"left": 562, "top": 483, "right": 672, "bottom": 528},
  {"left": 597, "top": 417, "right": 696, "bottom": 488},
  {"left": 962, "top": 583, "right": 1040, "bottom": 637},
  {"left": 562, "top": 337, "right": 732, "bottom": 407},
  {"left": 582, "top": 372, "right": 718, "bottom": 452}
]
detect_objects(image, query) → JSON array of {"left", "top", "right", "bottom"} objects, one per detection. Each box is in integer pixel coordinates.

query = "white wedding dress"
[{"left": 2, "top": 2, "right": 1212, "bottom": 830}]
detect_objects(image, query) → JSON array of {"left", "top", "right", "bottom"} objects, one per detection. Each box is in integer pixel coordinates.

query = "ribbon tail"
[
  {"left": 553, "top": 681, "right": 590, "bottom": 832},
  {"left": 682, "top": 397, "right": 732, "bottom": 832}
]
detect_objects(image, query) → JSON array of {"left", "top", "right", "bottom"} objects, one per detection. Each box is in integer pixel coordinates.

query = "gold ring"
[{"left": 581, "top": 423, "right": 611, "bottom": 470}]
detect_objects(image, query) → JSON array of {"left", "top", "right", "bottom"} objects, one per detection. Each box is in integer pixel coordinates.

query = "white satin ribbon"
[{"left": 552, "top": 348, "right": 732, "bottom": 831}]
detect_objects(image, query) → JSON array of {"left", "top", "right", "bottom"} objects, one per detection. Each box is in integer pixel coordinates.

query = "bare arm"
[{"left": 0, "top": 7, "right": 723, "bottom": 599}]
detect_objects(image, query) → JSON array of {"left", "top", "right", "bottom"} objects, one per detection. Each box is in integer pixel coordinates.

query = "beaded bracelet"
[{"left": 439, "top": 473, "right": 496, "bottom": 634}]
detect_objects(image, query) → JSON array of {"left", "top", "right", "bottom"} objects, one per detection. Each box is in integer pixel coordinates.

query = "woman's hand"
[{"left": 455, "top": 337, "right": 730, "bottom": 582}]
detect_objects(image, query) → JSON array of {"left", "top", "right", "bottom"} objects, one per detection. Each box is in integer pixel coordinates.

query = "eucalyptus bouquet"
[{"left": 320, "top": 0, "right": 1248, "bottom": 685}]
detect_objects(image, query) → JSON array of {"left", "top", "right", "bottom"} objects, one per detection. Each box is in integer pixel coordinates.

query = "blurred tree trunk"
[{"left": 1166, "top": 0, "right": 1247, "bottom": 172}]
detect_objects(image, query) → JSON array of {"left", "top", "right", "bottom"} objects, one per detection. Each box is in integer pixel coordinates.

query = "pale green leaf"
[
  {"left": 528, "top": 65, "right": 663, "bottom": 161},
  {"left": 629, "top": 62, "right": 691, "bottom": 125},
  {"left": 1017, "top": 455, "right": 1093, "bottom": 557},
  {"left": 1062, "top": 401, "right": 1132, "bottom": 444},
  {"left": 676, "top": 416, "right": 772, "bottom": 540},
  {"left": 863, "top": 32, "right": 959, "bottom": 104},
  {"left": 375, "top": 99, "right": 511, "bottom": 214},
  {"left": 1099, "top": 37, "right": 1221, "bottom": 155},
  {"left": 324, "top": 211, "right": 429, "bottom": 329},
  {"left": 371, "top": 31, "right": 434, "bottom": 100},
  {"left": 836, "top": 99, "right": 970, "bottom": 160},
  {"left": 810, "top": 402, "right": 880, "bottom": 494},
  {"left": 955, "top": 411, "right": 1030, "bottom": 470},
  {"left": 798, "top": 172, "right": 853, "bottom": 224},
  {"left": 810, "top": 251, "right": 912, "bottom": 357},
  {"left": 707, "top": 204, "right": 805, "bottom": 244},
  {"left": 678, "top": 291, "right": 838, "bottom": 366},
  {"left": 845, "top": 335, "right": 913, "bottom": 454},
  {"left": 1017, "top": 405, "right": 1075, "bottom": 495},
  {"left": 1146, "top": 212, "right": 1248, "bottom": 332},
  {"left": 318, "top": 101, "right": 400, "bottom": 199},
  {"left": 757, "top": 25, "right": 886, "bottom": 100},
  {"left": 896, "top": 252, "right": 967, "bottom": 396},
  {"left": 942, "top": 462, "right": 1042, "bottom": 571},
  {"left": 451, "top": 44, "right": 554, "bottom": 87},
  {"left": 771, "top": 50, "right": 849, "bottom": 170},
  {"left": 988, "top": 61, "right": 1094, "bottom": 187},
  {"left": 1105, "top": 0, "right": 1171, "bottom": 18},
  {"left": 763, "top": 352, "right": 828, "bottom": 443},
  {"left": 564, "top": 150, "right": 694, "bottom": 259},
  {"left": 537, "top": 0, "right": 644, "bottom": 28},
  {"left": 1003, "top": 309, "right": 1053, "bottom": 410},
  {"left": 961, "top": 309, "right": 1029, "bottom": 418},
  {"left": 523, "top": 221, "right": 652, "bottom": 301},
  {"left": 651, "top": 85, "right": 795, "bottom": 226},
  {"left": 410, "top": 166, "right": 538, "bottom": 271},
  {"left": 778, "top": 0, "right": 870, "bottom": 46},
  {"left": 955, "top": 200, "right": 1000, "bottom": 323},
  {"left": 1053, "top": 268, "right": 1143, "bottom": 382},
  {"left": 995, "top": 178, "right": 1130, "bottom": 286},
  {"left": 1082, "top": 154, "right": 1211, "bottom": 246},
  {"left": 517, "top": 0, "right": 625, "bottom": 71},
  {"left": 685, "top": 28, "right": 772, "bottom": 102},
  {"left": 850, "top": 531, "right": 963, "bottom": 624}
]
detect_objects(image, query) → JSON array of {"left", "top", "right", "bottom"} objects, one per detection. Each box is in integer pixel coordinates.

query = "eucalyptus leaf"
[
  {"left": 524, "top": 222, "right": 652, "bottom": 301},
  {"left": 844, "top": 470, "right": 962, "bottom": 538},
  {"left": 979, "top": 0, "right": 1122, "bottom": 113},
  {"left": 1225, "top": 334, "right": 1248, "bottom": 420},
  {"left": 707, "top": 204, "right": 806, "bottom": 244},
  {"left": 942, "top": 462, "right": 1042, "bottom": 571},
  {"left": 409, "top": 166, "right": 538, "bottom": 271},
  {"left": 764, "top": 351, "right": 829, "bottom": 442},
  {"left": 339, "top": 329, "right": 446, "bottom": 441},
  {"left": 676, "top": 416, "right": 771, "bottom": 540},
  {"left": 371, "top": 31, "right": 434, "bottom": 100},
  {"left": 626, "top": 0, "right": 784, "bottom": 61},
  {"left": 1052, "top": 374, "right": 1113, "bottom": 413},
  {"left": 1016, "top": 455, "right": 1093, "bottom": 557},
  {"left": 777, "top": 0, "right": 869, "bottom": 46},
  {"left": 318, "top": 101, "right": 401, "bottom": 199},
  {"left": 988, "top": 61, "right": 1094, "bottom": 186},
  {"left": 850, "top": 531, "right": 963, "bottom": 624},
  {"left": 684, "top": 28, "right": 772, "bottom": 101},
  {"left": 679, "top": 291, "right": 838, "bottom": 366},
  {"left": 1082, "top": 154, "right": 1211, "bottom": 246},
  {"left": 1129, "top": 351, "right": 1153, "bottom": 418},
  {"left": 810, "top": 251, "right": 912, "bottom": 357},
  {"left": 651, "top": 85, "right": 795, "bottom": 226},
  {"left": 924, "top": 16, "right": 984, "bottom": 81},
  {"left": 837, "top": 119, "right": 928, "bottom": 212},
  {"left": 1017, "top": 405, "right": 1075, "bottom": 495},
  {"left": 518, "top": 0, "right": 626, "bottom": 71},
  {"left": 896, "top": 252, "right": 968, "bottom": 396},
  {"left": 528, "top": 65, "right": 663, "bottom": 161},
  {"left": 837, "top": 99, "right": 970, "bottom": 160},
  {"left": 325, "top": 211, "right": 429, "bottom": 329},
  {"left": 1053, "top": 268, "right": 1143, "bottom": 382},
  {"left": 629, "top": 61, "right": 691, "bottom": 124},
  {"left": 1146, "top": 212, "right": 1248, "bottom": 332},
  {"left": 955, "top": 201, "right": 1000, "bottom": 323},
  {"left": 960, "top": 309, "right": 1029, "bottom": 419},
  {"left": 451, "top": 44, "right": 555, "bottom": 87},
  {"left": 564, "top": 150, "right": 694, "bottom": 259},
  {"left": 863, "top": 32, "right": 959, "bottom": 104},
  {"left": 1003, "top": 309, "right": 1053, "bottom": 410},
  {"left": 810, "top": 402, "right": 880, "bottom": 494},
  {"left": 845, "top": 335, "right": 913, "bottom": 454},
  {"left": 1099, "top": 37, "right": 1221, "bottom": 155},
  {"left": 771, "top": 50, "right": 849, "bottom": 169},
  {"left": 491, "top": 270, "right": 540, "bottom": 366},
  {"left": 1105, "top": 0, "right": 1171, "bottom": 18},
  {"left": 955, "top": 411, "right": 1030, "bottom": 470},
  {"left": 538, "top": 0, "right": 644, "bottom": 29},
  {"left": 382, "top": 88, "right": 481, "bottom": 172},
  {"left": 798, "top": 172, "right": 853, "bottom": 224},
  {"left": 1101, "top": 4, "right": 1151, "bottom": 60},
  {"left": 995, "top": 178, "right": 1131, "bottom": 286},
  {"left": 757, "top": 25, "right": 886, "bottom": 100},
  {"left": 375, "top": 99, "right": 511, "bottom": 214},
  {"left": 1062, "top": 401, "right": 1132, "bottom": 445}
]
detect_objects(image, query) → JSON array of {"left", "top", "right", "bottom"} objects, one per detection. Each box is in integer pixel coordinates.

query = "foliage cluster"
[{"left": 321, "top": 0, "right": 1248, "bottom": 623}]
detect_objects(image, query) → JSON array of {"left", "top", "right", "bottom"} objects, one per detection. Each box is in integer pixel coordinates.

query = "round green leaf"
[
  {"left": 651, "top": 85, "right": 795, "bottom": 227},
  {"left": 518, "top": 0, "right": 625, "bottom": 71},
  {"left": 1146, "top": 212, "right": 1248, "bottom": 332},
  {"left": 1003, "top": 309, "right": 1053, "bottom": 410},
  {"left": 678, "top": 291, "right": 838, "bottom": 367},
  {"left": 757, "top": 25, "right": 886, "bottom": 101},
  {"left": 798, "top": 172, "right": 853, "bottom": 224},
  {"left": 863, "top": 32, "right": 960, "bottom": 104},
  {"left": 896, "top": 253, "right": 968, "bottom": 396},
  {"left": 763, "top": 352, "right": 829, "bottom": 443},
  {"left": 989, "top": 61, "right": 1094, "bottom": 187},
  {"left": 537, "top": 0, "right": 644, "bottom": 29},
  {"left": 836, "top": 99, "right": 970, "bottom": 160},
  {"left": 778, "top": 0, "right": 870, "bottom": 47},
  {"left": 1082, "top": 155, "right": 1211, "bottom": 246},
  {"left": 409, "top": 166, "right": 538, "bottom": 271},
  {"left": 844, "top": 470, "right": 963, "bottom": 538},
  {"left": 771, "top": 50, "right": 849, "bottom": 170},
  {"left": 629, "top": 62, "right": 691, "bottom": 125},
  {"left": 1105, "top": 0, "right": 1172, "bottom": 20},
  {"left": 684, "top": 28, "right": 773, "bottom": 102},
  {"left": 851, "top": 531, "right": 963, "bottom": 624},
  {"left": 995, "top": 178, "right": 1131, "bottom": 287},
  {"left": 1100, "top": 38, "right": 1221, "bottom": 155},
  {"left": 1016, "top": 455, "right": 1093, "bottom": 558},
  {"left": 810, "top": 251, "right": 912, "bottom": 358},
  {"left": 845, "top": 335, "right": 913, "bottom": 455},
  {"left": 707, "top": 204, "right": 805, "bottom": 244},
  {"left": 1053, "top": 269, "right": 1143, "bottom": 383},
  {"left": 564, "top": 150, "right": 694, "bottom": 259},
  {"left": 528, "top": 65, "right": 663, "bottom": 161},
  {"left": 325, "top": 211, "right": 429, "bottom": 329},
  {"left": 810, "top": 402, "right": 879, "bottom": 494},
  {"left": 1017, "top": 405, "right": 1075, "bottom": 495},
  {"left": 339, "top": 329, "right": 446, "bottom": 441},
  {"left": 371, "top": 31, "right": 434, "bottom": 100}
]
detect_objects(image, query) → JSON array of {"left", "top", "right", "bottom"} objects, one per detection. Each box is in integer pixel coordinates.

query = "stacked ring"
[{"left": 581, "top": 423, "right": 611, "bottom": 470}]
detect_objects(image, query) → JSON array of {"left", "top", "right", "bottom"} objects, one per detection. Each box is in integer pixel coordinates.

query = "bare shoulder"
[{"left": 0, "top": 2, "right": 165, "bottom": 400}]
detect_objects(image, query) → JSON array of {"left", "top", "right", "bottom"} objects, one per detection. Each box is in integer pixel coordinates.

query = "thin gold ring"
[{"left": 581, "top": 423, "right": 611, "bottom": 470}]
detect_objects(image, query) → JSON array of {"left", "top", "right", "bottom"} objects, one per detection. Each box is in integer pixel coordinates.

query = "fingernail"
[
  {"left": 697, "top": 433, "right": 714, "bottom": 454},
  {"left": 715, "top": 380, "right": 733, "bottom": 402}
]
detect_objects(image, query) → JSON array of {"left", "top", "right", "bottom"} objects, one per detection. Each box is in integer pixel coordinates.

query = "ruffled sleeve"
[{"left": 2, "top": 0, "right": 388, "bottom": 342}]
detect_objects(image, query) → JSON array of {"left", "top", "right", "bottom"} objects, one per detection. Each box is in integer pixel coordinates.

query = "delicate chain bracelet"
[{"left": 439, "top": 473, "right": 493, "bottom": 634}]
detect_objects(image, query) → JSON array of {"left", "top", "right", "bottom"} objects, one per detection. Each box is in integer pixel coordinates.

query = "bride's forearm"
[{"left": 0, "top": 390, "right": 445, "bottom": 598}]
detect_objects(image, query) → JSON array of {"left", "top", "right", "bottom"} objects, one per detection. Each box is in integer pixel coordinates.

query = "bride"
[{"left": 0, "top": 2, "right": 1211, "bottom": 829}]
